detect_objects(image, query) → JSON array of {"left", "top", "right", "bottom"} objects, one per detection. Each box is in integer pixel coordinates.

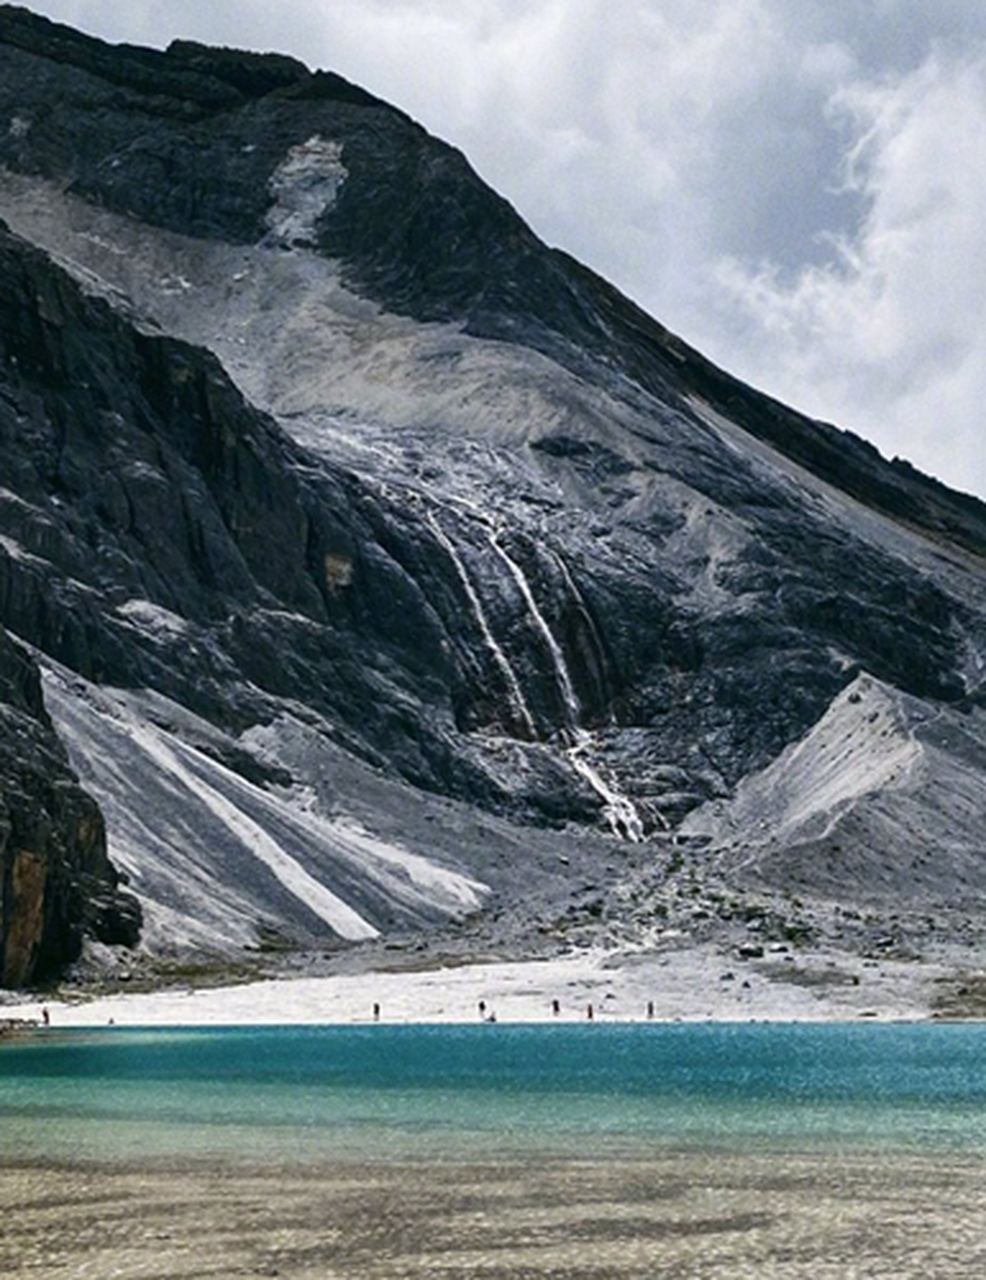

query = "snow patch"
[
  {"left": 0, "top": 533, "right": 44, "bottom": 565},
  {"left": 0, "top": 486, "right": 40, "bottom": 512},
  {"left": 265, "top": 136, "right": 347, "bottom": 248},
  {"left": 115, "top": 599, "right": 189, "bottom": 640},
  {"left": 127, "top": 720, "right": 378, "bottom": 940},
  {"left": 327, "top": 820, "right": 487, "bottom": 914},
  {"left": 39, "top": 668, "right": 489, "bottom": 954}
]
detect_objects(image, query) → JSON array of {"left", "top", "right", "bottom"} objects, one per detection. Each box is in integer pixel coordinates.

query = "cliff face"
[
  {"left": 0, "top": 6, "right": 985, "bottom": 973},
  {"left": 0, "top": 627, "right": 139, "bottom": 986}
]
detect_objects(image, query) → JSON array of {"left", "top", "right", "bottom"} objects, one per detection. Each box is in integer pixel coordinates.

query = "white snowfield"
[{"left": 265, "top": 135, "right": 347, "bottom": 249}]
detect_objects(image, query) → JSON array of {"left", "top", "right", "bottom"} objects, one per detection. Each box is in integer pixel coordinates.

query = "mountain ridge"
[{"left": 1, "top": 6, "right": 984, "bottom": 986}]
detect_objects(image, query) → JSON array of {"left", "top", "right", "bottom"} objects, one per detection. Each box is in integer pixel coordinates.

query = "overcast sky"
[{"left": 21, "top": 1, "right": 986, "bottom": 500}]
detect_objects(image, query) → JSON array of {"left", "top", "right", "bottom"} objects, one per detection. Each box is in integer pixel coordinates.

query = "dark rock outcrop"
[
  {"left": 0, "top": 215, "right": 604, "bottom": 821},
  {"left": 0, "top": 626, "right": 139, "bottom": 986}
]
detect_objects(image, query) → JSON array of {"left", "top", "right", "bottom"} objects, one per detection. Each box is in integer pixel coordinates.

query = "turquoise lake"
[{"left": 2, "top": 1023, "right": 986, "bottom": 1165}]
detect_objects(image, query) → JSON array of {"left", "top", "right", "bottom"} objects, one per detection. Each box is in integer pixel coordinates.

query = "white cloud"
[{"left": 711, "top": 51, "right": 986, "bottom": 497}]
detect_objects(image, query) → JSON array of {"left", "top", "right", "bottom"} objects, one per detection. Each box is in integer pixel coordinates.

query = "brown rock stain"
[{"left": 3, "top": 849, "right": 47, "bottom": 988}]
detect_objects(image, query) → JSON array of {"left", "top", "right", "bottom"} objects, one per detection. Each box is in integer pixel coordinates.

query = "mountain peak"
[{"left": 1, "top": 13, "right": 985, "bottom": 986}]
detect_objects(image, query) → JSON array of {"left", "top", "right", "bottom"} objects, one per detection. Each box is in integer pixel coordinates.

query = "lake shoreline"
[{"left": 2, "top": 938, "right": 981, "bottom": 1027}]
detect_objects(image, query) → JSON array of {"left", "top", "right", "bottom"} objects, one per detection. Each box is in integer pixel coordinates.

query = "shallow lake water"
[
  {"left": 1, "top": 1023, "right": 984, "bottom": 1277},
  {"left": 2, "top": 1022, "right": 986, "bottom": 1161}
]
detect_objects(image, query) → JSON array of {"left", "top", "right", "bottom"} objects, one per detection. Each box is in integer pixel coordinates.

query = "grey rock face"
[{"left": 0, "top": 6, "right": 984, "bottom": 975}]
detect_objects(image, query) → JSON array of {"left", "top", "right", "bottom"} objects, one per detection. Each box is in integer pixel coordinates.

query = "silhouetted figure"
[
  {"left": 372, "top": 1002, "right": 381, "bottom": 1022},
  {"left": 647, "top": 1000, "right": 655, "bottom": 1020},
  {"left": 551, "top": 998, "right": 560, "bottom": 1016},
  {"left": 478, "top": 999, "right": 486, "bottom": 1018},
  {"left": 41, "top": 1007, "right": 50, "bottom": 1027},
  {"left": 586, "top": 1003, "right": 594, "bottom": 1021}
]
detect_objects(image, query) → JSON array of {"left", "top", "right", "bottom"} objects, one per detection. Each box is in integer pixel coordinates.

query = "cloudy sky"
[{"left": 22, "top": 1, "right": 986, "bottom": 500}]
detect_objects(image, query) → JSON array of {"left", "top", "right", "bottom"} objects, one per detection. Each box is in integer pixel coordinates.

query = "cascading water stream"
[
  {"left": 429, "top": 503, "right": 646, "bottom": 841},
  {"left": 426, "top": 512, "right": 537, "bottom": 738},
  {"left": 488, "top": 530, "right": 645, "bottom": 843},
  {"left": 488, "top": 532, "right": 581, "bottom": 728},
  {"left": 550, "top": 549, "right": 616, "bottom": 728},
  {"left": 567, "top": 729, "right": 645, "bottom": 843}
]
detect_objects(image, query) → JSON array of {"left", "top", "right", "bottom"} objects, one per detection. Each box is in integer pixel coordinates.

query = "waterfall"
[
  {"left": 550, "top": 549, "right": 614, "bottom": 726},
  {"left": 488, "top": 531, "right": 645, "bottom": 843},
  {"left": 488, "top": 532, "right": 581, "bottom": 728},
  {"left": 426, "top": 513, "right": 536, "bottom": 738},
  {"left": 428, "top": 506, "right": 646, "bottom": 842},
  {"left": 567, "top": 729, "right": 645, "bottom": 843}
]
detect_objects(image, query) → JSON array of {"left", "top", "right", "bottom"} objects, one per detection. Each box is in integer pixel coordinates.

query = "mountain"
[{"left": 1, "top": 5, "right": 985, "bottom": 987}]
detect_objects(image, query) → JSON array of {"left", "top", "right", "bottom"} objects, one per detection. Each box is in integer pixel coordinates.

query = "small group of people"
[
  {"left": 473, "top": 997, "right": 659, "bottom": 1021},
  {"left": 366, "top": 997, "right": 661, "bottom": 1022}
]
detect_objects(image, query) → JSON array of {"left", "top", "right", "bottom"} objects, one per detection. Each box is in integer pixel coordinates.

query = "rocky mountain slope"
[{"left": 1, "top": 5, "right": 985, "bottom": 985}]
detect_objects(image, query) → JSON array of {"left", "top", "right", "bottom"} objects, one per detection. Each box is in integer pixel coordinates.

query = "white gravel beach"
[{"left": 2, "top": 940, "right": 969, "bottom": 1028}]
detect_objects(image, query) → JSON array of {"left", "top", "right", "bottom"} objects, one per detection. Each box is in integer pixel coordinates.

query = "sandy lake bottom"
[{"left": 2, "top": 1147, "right": 985, "bottom": 1279}]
